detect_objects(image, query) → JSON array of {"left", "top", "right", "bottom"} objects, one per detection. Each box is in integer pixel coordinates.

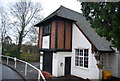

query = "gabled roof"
[{"left": 35, "top": 6, "right": 114, "bottom": 52}]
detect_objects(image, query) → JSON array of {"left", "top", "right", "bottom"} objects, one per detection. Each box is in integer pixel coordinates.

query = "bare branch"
[{"left": 9, "top": 0, "right": 43, "bottom": 51}]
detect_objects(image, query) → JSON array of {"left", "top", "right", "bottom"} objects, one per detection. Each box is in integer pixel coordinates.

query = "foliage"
[
  {"left": 3, "top": 43, "right": 20, "bottom": 58},
  {"left": 20, "top": 52, "right": 40, "bottom": 62},
  {"left": 81, "top": 2, "right": 120, "bottom": 50},
  {"left": 21, "top": 44, "right": 38, "bottom": 53},
  {"left": 3, "top": 43, "right": 39, "bottom": 61},
  {"left": 8, "top": 50, "right": 21, "bottom": 58}
]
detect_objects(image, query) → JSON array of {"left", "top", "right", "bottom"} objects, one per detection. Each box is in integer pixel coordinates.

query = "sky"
[
  {"left": 40, "top": 0, "right": 82, "bottom": 17},
  {"left": 0, "top": 0, "right": 81, "bottom": 44},
  {"left": 0, "top": 0, "right": 82, "bottom": 18}
]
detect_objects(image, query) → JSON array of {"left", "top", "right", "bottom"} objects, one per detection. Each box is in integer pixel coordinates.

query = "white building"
[{"left": 35, "top": 6, "right": 120, "bottom": 80}]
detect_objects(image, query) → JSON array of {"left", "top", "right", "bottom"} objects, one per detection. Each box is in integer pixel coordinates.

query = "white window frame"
[{"left": 75, "top": 48, "right": 89, "bottom": 68}]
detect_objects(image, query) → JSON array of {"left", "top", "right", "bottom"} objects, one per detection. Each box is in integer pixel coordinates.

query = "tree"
[
  {"left": 0, "top": 6, "right": 11, "bottom": 53},
  {"left": 81, "top": 2, "right": 120, "bottom": 50},
  {"left": 9, "top": 0, "right": 42, "bottom": 52},
  {"left": 28, "top": 27, "right": 39, "bottom": 46},
  {"left": 0, "top": 7, "right": 10, "bottom": 43}
]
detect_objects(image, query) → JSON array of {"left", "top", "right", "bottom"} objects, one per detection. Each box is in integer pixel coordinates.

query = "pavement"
[
  {"left": 1, "top": 64, "right": 25, "bottom": 81},
  {"left": 2, "top": 60, "right": 40, "bottom": 80}
]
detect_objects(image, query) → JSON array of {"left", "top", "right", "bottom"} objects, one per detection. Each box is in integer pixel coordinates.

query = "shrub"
[
  {"left": 20, "top": 52, "right": 40, "bottom": 62},
  {"left": 8, "top": 50, "right": 21, "bottom": 58}
]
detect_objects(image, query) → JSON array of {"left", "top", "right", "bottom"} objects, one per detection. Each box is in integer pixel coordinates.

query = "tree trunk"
[
  {"left": 17, "top": 25, "right": 24, "bottom": 52},
  {"left": 17, "top": 35, "right": 23, "bottom": 52}
]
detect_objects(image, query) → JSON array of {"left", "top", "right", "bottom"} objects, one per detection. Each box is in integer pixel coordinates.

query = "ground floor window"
[{"left": 75, "top": 49, "right": 89, "bottom": 68}]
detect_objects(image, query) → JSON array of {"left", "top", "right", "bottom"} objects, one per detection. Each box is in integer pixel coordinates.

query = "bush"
[
  {"left": 9, "top": 50, "right": 21, "bottom": 58},
  {"left": 20, "top": 52, "right": 40, "bottom": 62},
  {"left": 3, "top": 49, "right": 40, "bottom": 62}
]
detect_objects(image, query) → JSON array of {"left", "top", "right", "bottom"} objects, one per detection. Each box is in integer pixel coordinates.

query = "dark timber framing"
[
  {"left": 38, "top": 27, "right": 40, "bottom": 48},
  {"left": 70, "top": 22, "right": 72, "bottom": 50},
  {"left": 38, "top": 48, "right": 72, "bottom": 52},
  {"left": 49, "top": 22, "right": 52, "bottom": 49},
  {"left": 55, "top": 20, "right": 58, "bottom": 49},
  {"left": 41, "top": 27, "right": 43, "bottom": 48},
  {"left": 64, "top": 21, "right": 66, "bottom": 49}
]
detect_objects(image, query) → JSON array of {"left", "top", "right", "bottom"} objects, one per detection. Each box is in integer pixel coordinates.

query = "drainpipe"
[
  {"left": 99, "top": 53, "right": 103, "bottom": 81},
  {"left": 0, "top": 27, "right": 2, "bottom": 81}
]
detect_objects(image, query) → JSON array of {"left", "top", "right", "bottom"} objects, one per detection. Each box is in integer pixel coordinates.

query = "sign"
[{"left": 42, "top": 36, "right": 50, "bottom": 49}]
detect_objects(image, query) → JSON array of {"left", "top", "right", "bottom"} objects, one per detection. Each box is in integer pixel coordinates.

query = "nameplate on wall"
[{"left": 42, "top": 36, "right": 50, "bottom": 49}]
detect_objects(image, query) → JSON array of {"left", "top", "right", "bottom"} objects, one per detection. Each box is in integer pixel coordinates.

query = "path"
[{"left": 1, "top": 64, "right": 25, "bottom": 81}]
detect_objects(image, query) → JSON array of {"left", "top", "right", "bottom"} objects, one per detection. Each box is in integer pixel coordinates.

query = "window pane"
[
  {"left": 80, "top": 57, "right": 83, "bottom": 66},
  {"left": 80, "top": 49, "right": 83, "bottom": 56},
  {"left": 84, "top": 49, "right": 88, "bottom": 56},
  {"left": 48, "top": 25, "right": 51, "bottom": 33},
  {"left": 84, "top": 56, "right": 88, "bottom": 68},
  {"left": 75, "top": 57, "right": 78, "bottom": 66},
  {"left": 75, "top": 49, "right": 79, "bottom": 56},
  {"left": 43, "top": 24, "right": 51, "bottom": 35}
]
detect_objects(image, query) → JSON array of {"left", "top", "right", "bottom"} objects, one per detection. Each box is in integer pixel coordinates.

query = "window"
[
  {"left": 43, "top": 24, "right": 51, "bottom": 35},
  {"left": 75, "top": 49, "right": 89, "bottom": 68}
]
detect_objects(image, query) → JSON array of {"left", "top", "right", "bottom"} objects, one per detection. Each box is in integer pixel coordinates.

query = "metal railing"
[{"left": 0, "top": 55, "right": 46, "bottom": 81}]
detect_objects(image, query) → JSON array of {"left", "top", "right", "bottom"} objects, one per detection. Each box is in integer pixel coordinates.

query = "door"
[
  {"left": 43, "top": 51, "right": 53, "bottom": 74},
  {"left": 65, "top": 57, "right": 71, "bottom": 75}
]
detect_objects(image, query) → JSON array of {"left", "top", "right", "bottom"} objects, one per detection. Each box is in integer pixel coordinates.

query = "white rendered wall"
[
  {"left": 71, "top": 24, "right": 99, "bottom": 79},
  {"left": 52, "top": 52, "right": 72, "bottom": 77},
  {"left": 109, "top": 52, "right": 119, "bottom": 77},
  {"left": 101, "top": 48, "right": 120, "bottom": 78}
]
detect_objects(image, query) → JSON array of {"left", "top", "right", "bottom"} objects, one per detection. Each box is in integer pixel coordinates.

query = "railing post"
[
  {"left": 14, "top": 57, "right": 17, "bottom": 68},
  {"left": 25, "top": 62, "right": 27, "bottom": 76},
  {"left": 0, "top": 55, "right": 1, "bottom": 63},
  {"left": 7, "top": 57, "right": 9, "bottom": 65},
  {"left": 38, "top": 72, "right": 40, "bottom": 81}
]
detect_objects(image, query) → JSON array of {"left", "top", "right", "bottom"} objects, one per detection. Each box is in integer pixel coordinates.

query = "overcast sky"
[
  {"left": 0, "top": 0, "right": 82, "bottom": 18},
  {"left": 40, "top": 0, "right": 82, "bottom": 17}
]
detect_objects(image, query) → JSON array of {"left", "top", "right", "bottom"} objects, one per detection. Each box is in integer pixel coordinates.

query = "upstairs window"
[
  {"left": 43, "top": 24, "right": 51, "bottom": 35},
  {"left": 75, "top": 49, "right": 89, "bottom": 68}
]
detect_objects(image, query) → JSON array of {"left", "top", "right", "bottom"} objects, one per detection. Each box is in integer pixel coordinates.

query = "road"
[{"left": 1, "top": 64, "right": 25, "bottom": 81}]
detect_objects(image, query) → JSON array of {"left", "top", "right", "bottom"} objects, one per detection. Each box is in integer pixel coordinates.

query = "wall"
[
  {"left": 100, "top": 48, "right": 120, "bottom": 78},
  {"left": 51, "top": 21, "right": 56, "bottom": 49},
  {"left": 71, "top": 24, "right": 99, "bottom": 79},
  {"left": 52, "top": 52, "right": 72, "bottom": 76},
  {"left": 108, "top": 51, "right": 120, "bottom": 78},
  {"left": 65, "top": 22, "right": 72, "bottom": 49},
  {"left": 57, "top": 20, "right": 72, "bottom": 50},
  {"left": 57, "top": 20, "right": 64, "bottom": 49},
  {"left": 38, "top": 19, "right": 72, "bottom": 50}
]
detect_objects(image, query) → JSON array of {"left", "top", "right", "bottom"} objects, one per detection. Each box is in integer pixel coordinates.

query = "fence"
[{"left": 0, "top": 55, "right": 46, "bottom": 81}]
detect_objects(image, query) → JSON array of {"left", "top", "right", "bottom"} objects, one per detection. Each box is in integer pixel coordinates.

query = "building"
[
  {"left": 4, "top": 36, "right": 12, "bottom": 44},
  {"left": 35, "top": 6, "right": 120, "bottom": 79}
]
